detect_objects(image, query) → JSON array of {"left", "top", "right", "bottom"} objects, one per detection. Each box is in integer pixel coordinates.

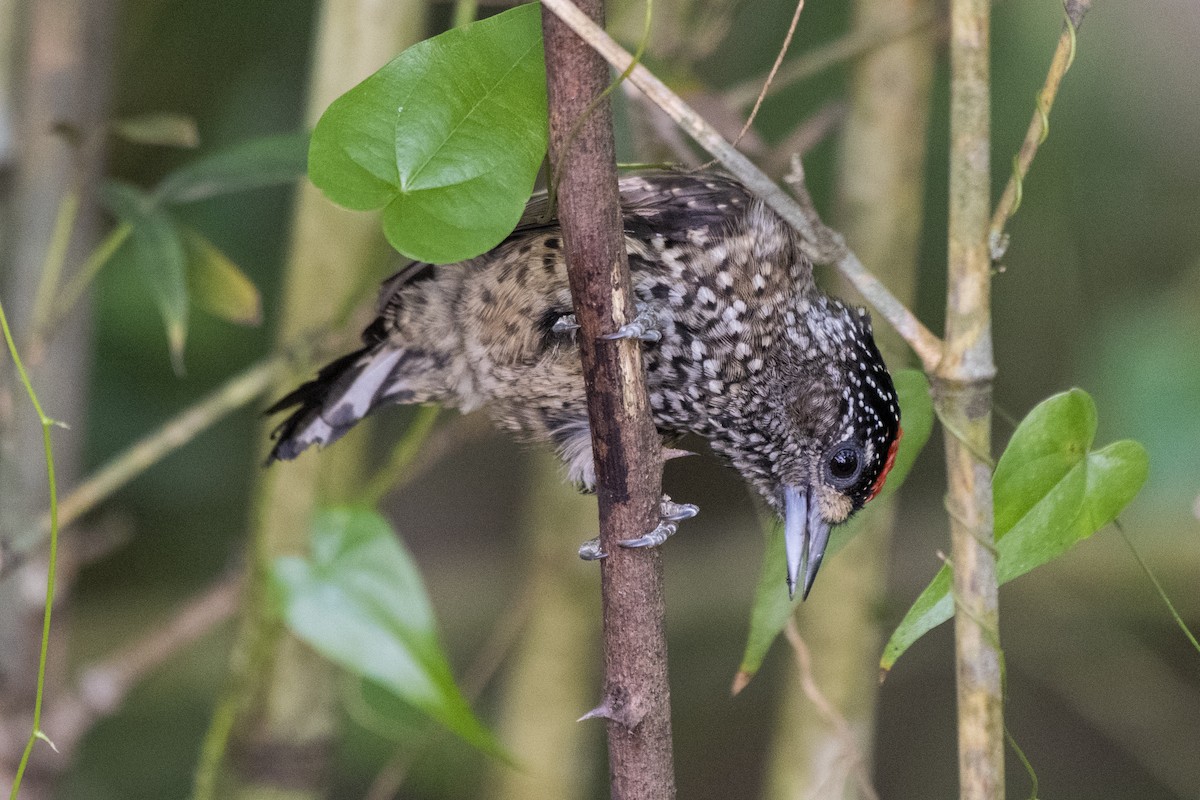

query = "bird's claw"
[
  {"left": 602, "top": 322, "right": 661, "bottom": 343},
  {"left": 601, "top": 307, "right": 664, "bottom": 343},
  {"left": 577, "top": 494, "right": 697, "bottom": 560},
  {"left": 578, "top": 538, "right": 607, "bottom": 561},
  {"left": 551, "top": 314, "right": 580, "bottom": 335},
  {"left": 619, "top": 520, "right": 677, "bottom": 550},
  {"left": 659, "top": 495, "right": 698, "bottom": 521}
]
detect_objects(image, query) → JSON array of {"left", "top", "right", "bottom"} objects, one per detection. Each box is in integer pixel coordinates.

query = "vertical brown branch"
[
  {"left": 940, "top": 0, "right": 1003, "bottom": 797},
  {"left": 540, "top": 2, "right": 676, "bottom": 798}
]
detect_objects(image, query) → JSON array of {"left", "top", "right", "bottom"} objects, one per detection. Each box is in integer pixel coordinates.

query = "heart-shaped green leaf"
[
  {"left": 272, "top": 507, "right": 502, "bottom": 757},
  {"left": 734, "top": 369, "right": 933, "bottom": 691},
  {"left": 101, "top": 181, "right": 189, "bottom": 373},
  {"left": 308, "top": 3, "right": 548, "bottom": 263},
  {"left": 879, "top": 389, "right": 1149, "bottom": 672}
]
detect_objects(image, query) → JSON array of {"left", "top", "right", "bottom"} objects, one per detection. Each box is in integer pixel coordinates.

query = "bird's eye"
[{"left": 826, "top": 443, "right": 863, "bottom": 487}]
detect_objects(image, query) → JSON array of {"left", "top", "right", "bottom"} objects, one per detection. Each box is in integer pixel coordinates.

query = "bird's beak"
[{"left": 783, "top": 485, "right": 832, "bottom": 600}]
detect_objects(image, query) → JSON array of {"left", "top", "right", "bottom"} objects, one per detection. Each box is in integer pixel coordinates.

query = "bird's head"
[{"left": 733, "top": 298, "right": 901, "bottom": 600}]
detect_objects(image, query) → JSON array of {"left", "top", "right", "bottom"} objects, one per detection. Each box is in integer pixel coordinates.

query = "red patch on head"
[{"left": 866, "top": 427, "right": 902, "bottom": 503}]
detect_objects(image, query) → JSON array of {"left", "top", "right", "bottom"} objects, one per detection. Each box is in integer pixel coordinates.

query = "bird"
[{"left": 267, "top": 171, "right": 901, "bottom": 599}]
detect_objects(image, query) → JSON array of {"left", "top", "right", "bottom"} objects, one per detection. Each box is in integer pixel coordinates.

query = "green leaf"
[
  {"left": 733, "top": 517, "right": 795, "bottom": 693},
  {"left": 272, "top": 507, "right": 503, "bottom": 757},
  {"left": 112, "top": 112, "right": 200, "bottom": 148},
  {"left": 880, "top": 389, "right": 1149, "bottom": 672},
  {"left": 308, "top": 3, "right": 548, "bottom": 264},
  {"left": 182, "top": 228, "right": 262, "bottom": 325},
  {"left": 153, "top": 131, "right": 310, "bottom": 205},
  {"left": 734, "top": 369, "right": 933, "bottom": 690},
  {"left": 100, "top": 181, "right": 189, "bottom": 372}
]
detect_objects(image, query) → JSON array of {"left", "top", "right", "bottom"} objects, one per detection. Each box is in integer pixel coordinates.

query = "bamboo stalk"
[
  {"left": 763, "top": 1, "right": 935, "bottom": 793},
  {"left": 941, "top": 0, "right": 1003, "bottom": 796},
  {"left": 192, "top": 3, "right": 429, "bottom": 798},
  {"left": 0, "top": 0, "right": 116, "bottom": 795}
]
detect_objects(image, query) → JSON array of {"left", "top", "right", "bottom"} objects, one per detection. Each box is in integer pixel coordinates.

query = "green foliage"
[
  {"left": 271, "top": 507, "right": 502, "bottom": 757},
  {"left": 881, "top": 389, "right": 1149, "bottom": 671},
  {"left": 96, "top": 132, "right": 307, "bottom": 369},
  {"left": 152, "top": 131, "right": 310, "bottom": 205},
  {"left": 111, "top": 112, "right": 200, "bottom": 149},
  {"left": 181, "top": 228, "right": 262, "bottom": 326},
  {"left": 307, "top": 3, "right": 548, "bottom": 264},
  {"left": 101, "top": 182, "right": 191, "bottom": 372},
  {"left": 734, "top": 369, "right": 934, "bottom": 688}
]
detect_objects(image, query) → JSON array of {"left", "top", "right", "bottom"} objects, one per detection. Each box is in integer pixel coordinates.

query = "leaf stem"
[
  {"left": 29, "top": 191, "right": 81, "bottom": 344},
  {"left": 1, "top": 296, "right": 60, "bottom": 800},
  {"left": 359, "top": 405, "right": 442, "bottom": 506},
  {"left": 52, "top": 222, "right": 133, "bottom": 331}
]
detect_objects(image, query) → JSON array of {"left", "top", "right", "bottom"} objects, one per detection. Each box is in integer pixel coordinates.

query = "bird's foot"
[
  {"left": 577, "top": 494, "right": 698, "bottom": 560},
  {"left": 658, "top": 494, "right": 700, "bottom": 523},
  {"left": 601, "top": 306, "right": 664, "bottom": 343},
  {"left": 551, "top": 313, "right": 580, "bottom": 335},
  {"left": 578, "top": 537, "right": 606, "bottom": 561}
]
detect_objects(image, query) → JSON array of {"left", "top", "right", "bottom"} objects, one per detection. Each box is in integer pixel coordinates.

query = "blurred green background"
[{"left": 3, "top": 0, "right": 1198, "bottom": 798}]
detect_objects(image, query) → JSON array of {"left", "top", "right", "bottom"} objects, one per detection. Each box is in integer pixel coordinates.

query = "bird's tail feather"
[{"left": 266, "top": 344, "right": 430, "bottom": 462}]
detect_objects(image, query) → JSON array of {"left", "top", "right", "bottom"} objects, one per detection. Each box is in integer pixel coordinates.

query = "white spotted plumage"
[{"left": 268, "top": 172, "right": 901, "bottom": 563}]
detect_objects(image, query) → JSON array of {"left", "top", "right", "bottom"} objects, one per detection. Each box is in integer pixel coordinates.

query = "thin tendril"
[
  {"left": 2, "top": 295, "right": 61, "bottom": 800},
  {"left": 697, "top": 0, "right": 806, "bottom": 172},
  {"left": 1115, "top": 520, "right": 1200, "bottom": 657}
]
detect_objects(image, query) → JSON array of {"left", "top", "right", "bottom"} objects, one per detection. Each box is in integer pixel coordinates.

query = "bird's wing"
[
  {"left": 508, "top": 170, "right": 756, "bottom": 239},
  {"left": 365, "top": 171, "right": 772, "bottom": 347}
]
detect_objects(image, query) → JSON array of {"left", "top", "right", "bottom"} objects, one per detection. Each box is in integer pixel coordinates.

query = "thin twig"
[
  {"left": 0, "top": 352, "right": 293, "bottom": 579},
  {"left": 988, "top": 0, "right": 1091, "bottom": 260},
  {"left": 718, "top": 0, "right": 806, "bottom": 157},
  {"left": 783, "top": 619, "right": 880, "bottom": 800},
  {"left": 545, "top": 0, "right": 653, "bottom": 213},
  {"left": 363, "top": 581, "right": 537, "bottom": 800},
  {"left": 35, "top": 575, "right": 242, "bottom": 757},
  {"left": 723, "top": 5, "right": 940, "bottom": 108},
  {"left": 540, "top": 0, "right": 676, "bottom": 795},
  {"left": 537, "top": 0, "right": 944, "bottom": 372}
]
